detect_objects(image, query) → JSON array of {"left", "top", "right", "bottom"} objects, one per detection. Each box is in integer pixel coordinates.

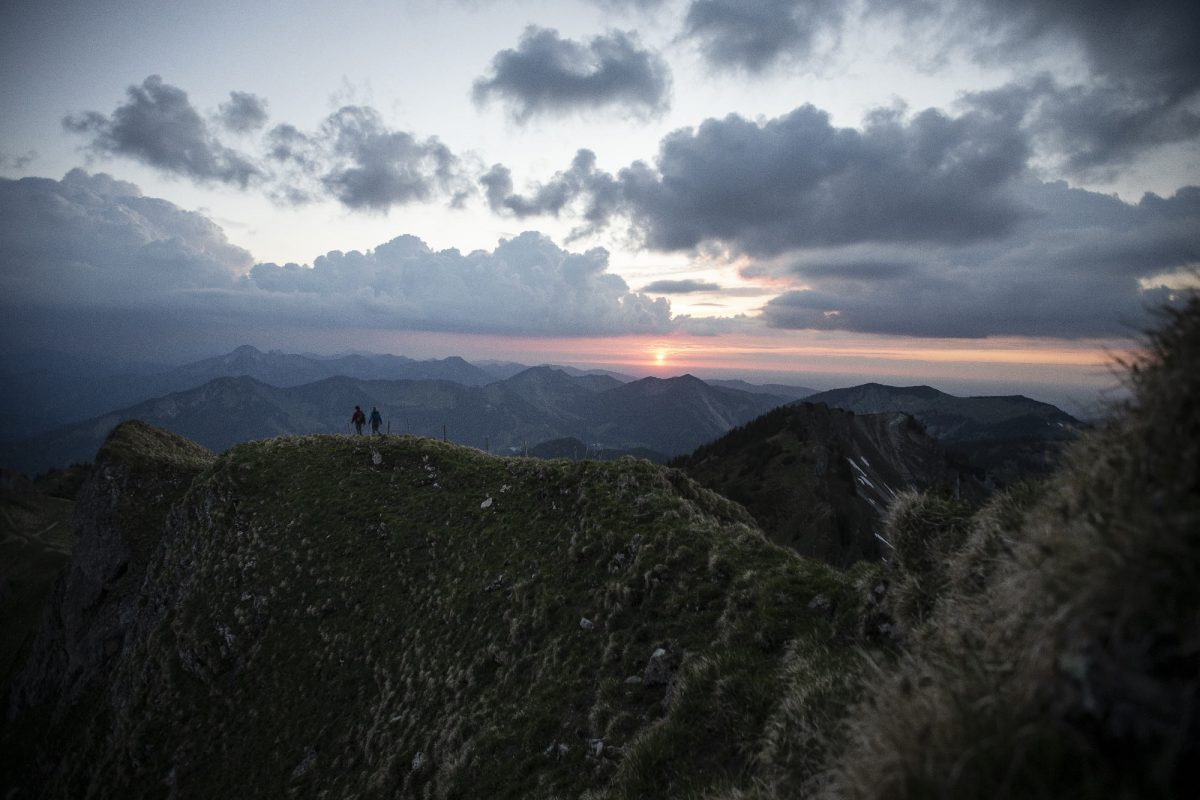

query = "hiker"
[
  {"left": 351, "top": 405, "right": 366, "bottom": 435},
  {"left": 369, "top": 406, "right": 383, "bottom": 435}
]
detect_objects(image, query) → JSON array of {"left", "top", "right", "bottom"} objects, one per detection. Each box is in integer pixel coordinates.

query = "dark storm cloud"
[
  {"left": 64, "top": 75, "right": 263, "bottom": 188},
  {"left": 966, "top": 75, "right": 1200, "bottom": 177},
  {"left": 0, "top": 172, "right": 670, "bottom": 343},
  {"left": 628, "top": 102, "right": 1029, "bottom": 254},
  {"left": 877, "top": 0, "right": 1200, "bottom": 172},
  {"left": 316, "top": 106, "right": 461, "bottom": 212},
  {"left": 758, "top": 182, "right": 1200, "bottom": 338},
  {"left": 682, "top": 0, "right": 844, "bottom": 73},
  {"left": 217, "top": 91, "right": 269, "bottom": 133},
  {"left": 639, "top": 279, "right": 721, "bottom": 293},
  {"left": 488, "top": 102, "right": 1031, "bottom": 254},
  {"left": 965, "top": 0, "right": 1200, "bottom": 97},
  {"left": 472, "top": 26, "right": 671, "bottom": 120}
]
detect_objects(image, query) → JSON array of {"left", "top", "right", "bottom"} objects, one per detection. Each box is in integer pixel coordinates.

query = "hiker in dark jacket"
[
  {"left": 369, "top": 406, "right": 383, "bottom": 434},
  {"left": 351, "top": 405, "right": 366, "bottom": 435}
]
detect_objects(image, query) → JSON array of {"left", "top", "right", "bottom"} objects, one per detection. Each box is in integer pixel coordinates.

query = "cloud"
[
  {"left": 0, "top": 172, "right": 671, "bottom": 348},
  {"left": 671, "top": 0, "right": 1199, "bottom": 173},
  {"left": 960, "top": 0, "right": 1200, "bottom": 98},
  {"left": 0, "top": 171, "right": 250, "bottom": 314},
  {"left": 217, "top": 91, "right": 269, "bottom": 133},
  {"left": 64, "top": 75, "right": 263, "bottom": 187},
  {"left": 315, "top": 106, "right": 462, "bottom": 212},
  {"left": 472, "top": 26, "right": 671, "bottom": 120},
  {"left": 480, "top": 149, "right": 620, "bottom": 238},
  {"left": 586, "top": 0, "right": 669, "bottom": 9},
  {"left": 498, "top": 101, "right": 1030, "bottom": 255},
  {"left": 64, "top": 76, "right": 466, "bottom": 213},
  {"left": 875, "top": 0, "right": 1200, "bottom": 172},
  {"left": 247, "top": 231, "right": 671, "bottom": 336},
  {"left": 0, "top": 150, "right": 37, "bottom": 171},
  {"left": 758, "top": 181, "right": 1200, "bottom": 338},
  {"left": 639, "top": 279, "right": 721, "bottom": 293},
  {"left": 682, "top": 0, "right": 844, "bottom": 73},
  {"left": 965, "top": 74, "right": 1200, "bottom": 178}
]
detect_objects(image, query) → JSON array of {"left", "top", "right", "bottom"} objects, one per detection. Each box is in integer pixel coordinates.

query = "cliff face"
[
  {"left": 3, "top": 422, "right": 214, "bottom": 794},
  {"left": 3, "top": 426, "right": 875, "bottom": 799}
]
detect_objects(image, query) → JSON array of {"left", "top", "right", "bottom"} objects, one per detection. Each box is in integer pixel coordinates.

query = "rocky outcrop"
[{"left": 3, "top": 421, "right": 212, "bottom": 792}]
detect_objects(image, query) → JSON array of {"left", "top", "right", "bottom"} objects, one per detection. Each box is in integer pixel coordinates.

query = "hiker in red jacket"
[{"left": 351, "top": 405, "right": 366, "bottom": 435}]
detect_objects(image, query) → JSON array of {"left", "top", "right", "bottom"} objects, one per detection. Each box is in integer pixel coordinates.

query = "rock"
[
  {"left": 579, "top": 617, "right": 595, "bottom": 631},
  {"left": 480, "top": 497, "right": 493, "bottom": 509},
  {"left": 411, "top": 751, "right": 425, "bottom": 772},
  {"left": 643, "top": 646, "right": 675, "bottom": 686},
  {"left": 371, "top": 450, "right": 382, "bottom": 466}
]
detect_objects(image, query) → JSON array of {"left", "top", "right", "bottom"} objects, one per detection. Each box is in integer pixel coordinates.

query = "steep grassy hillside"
[{"left": 4, "top": 426, "right": 881, "bottom": 799}]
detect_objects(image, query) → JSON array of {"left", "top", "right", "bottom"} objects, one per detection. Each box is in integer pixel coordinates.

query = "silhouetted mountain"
[
  {"left": 804, "top": 383, "right": 1083, "bottom": 483},
  {"left": 1, "top": 369, "right": 790, "bottom": 474},
  {"left": 590, "top": 375, "right": 792, "bottom": 457},
  {"left": 674, "top": 403, "right": 978, "bottom": 566},
  {"left": 474, "top": 360, "right": 636, "bottom": 382}
]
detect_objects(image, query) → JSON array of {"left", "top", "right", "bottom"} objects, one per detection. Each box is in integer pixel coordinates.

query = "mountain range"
[
  {"left": 804, "top": 383, "right": 1083, "bottom": 483},
  {"left": 0, "top": 367, "right": 791, "bottom": 475}
]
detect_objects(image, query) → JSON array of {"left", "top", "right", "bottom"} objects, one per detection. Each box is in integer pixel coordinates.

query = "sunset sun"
[{"left": 655, "top": 349, "right": 667, "bottom": 365}]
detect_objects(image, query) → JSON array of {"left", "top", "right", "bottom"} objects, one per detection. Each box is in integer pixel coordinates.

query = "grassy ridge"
[{"left": 31, "top": 434, "right": 880, "bottom": 798}]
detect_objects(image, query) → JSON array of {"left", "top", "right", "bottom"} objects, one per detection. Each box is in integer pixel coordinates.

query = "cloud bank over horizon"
[{"left": 0, "top": 171, "right": 671, "bottom": 353}]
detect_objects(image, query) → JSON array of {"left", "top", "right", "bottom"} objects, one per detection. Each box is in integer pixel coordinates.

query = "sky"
[{"left": 1, "top": 0, "right": 1197, "bottom": 411}]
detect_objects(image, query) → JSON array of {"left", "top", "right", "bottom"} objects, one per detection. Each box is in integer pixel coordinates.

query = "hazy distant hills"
[
  {"left": 674, "top": 403, "right": 977, "bottom": 565},
  {"left": 0, "top": 346, "right": 498, "bottom": 439},
  {"left": 804, "top": 383, "right": 1083, "bottom": 483},
  {"left": 1, "top": 368, "right": 789, "bottom": 474}
]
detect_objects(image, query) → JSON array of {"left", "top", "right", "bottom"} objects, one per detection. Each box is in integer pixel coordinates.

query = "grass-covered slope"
[
  {"left": 6, "top": 432, "right": 880, "bottom": 799},
  {"left": 814, "top": 299, "right": 1200, "bottom": 798}
]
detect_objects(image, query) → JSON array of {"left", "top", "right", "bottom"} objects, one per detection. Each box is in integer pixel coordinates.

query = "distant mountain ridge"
[
  {"left": 0, "top": 346, "right": 495, "bottom": 439},
  {"left": 1, "top": 368, "right": 791, "bottom": 474},
  {"left": 804, "top": 383, "right": 1083, "bottom": 483}
]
